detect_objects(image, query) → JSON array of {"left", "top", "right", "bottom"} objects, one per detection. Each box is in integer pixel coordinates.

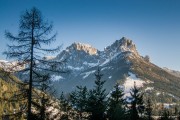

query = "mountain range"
[
  {"left": 47, "top": 37, "right": 180, "bottom": 104},
  {"left": 1, "top": 37, "right": 180, "bottom": 104}
]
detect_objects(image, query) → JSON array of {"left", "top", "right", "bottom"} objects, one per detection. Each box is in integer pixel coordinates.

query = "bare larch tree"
[{"left": 4, "top": 7, "right": 63, "bottom": 120}]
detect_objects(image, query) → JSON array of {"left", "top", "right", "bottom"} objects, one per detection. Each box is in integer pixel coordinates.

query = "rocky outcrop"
[
  {"left": 104, "top": 37, "right": 139, "bottom": 59},
  {"left": 67, "top": 42, "right": 98, "bottom": 55}
]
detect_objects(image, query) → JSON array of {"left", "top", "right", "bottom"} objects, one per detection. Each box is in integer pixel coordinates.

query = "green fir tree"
[
  {"left": 107, "top": 83, "right": 126, "bottom": 120},
  {"left": 127, "top": 82, "right": 144, "bottom": 120},
  {"left": 145, "top": 98, "right": 153, "bottom": 120},
  {"left": 70, "top": 86, "right": 88, "bottom": 119},
  {"left": 86, "top": 68, "right": 107, "bottom": 120}
]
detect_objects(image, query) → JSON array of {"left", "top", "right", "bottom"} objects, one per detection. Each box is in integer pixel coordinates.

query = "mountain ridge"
[
  {"left": 1, "top": 37, "right": 180, "bottom": 103},
  {"left": 49, "top": 37, "right": 180, "bottom": 104}
]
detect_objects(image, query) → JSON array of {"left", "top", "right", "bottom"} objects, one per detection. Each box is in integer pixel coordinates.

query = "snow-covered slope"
[{"left": 123, "top": 72, "right": 145, "bottom": 95}]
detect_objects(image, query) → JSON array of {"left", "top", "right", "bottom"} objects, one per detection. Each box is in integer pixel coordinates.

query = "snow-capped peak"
[
  {"left": 0, "top": 60, "right": 25, "bottom": 72},
  {"left": 104, "top": 37, "right": 138, "bottom": 56},
  {"left": 66, "top": 42, "right": 98, "bottom": 55}
]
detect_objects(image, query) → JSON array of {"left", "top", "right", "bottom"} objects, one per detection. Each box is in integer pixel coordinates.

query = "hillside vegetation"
[
  {"left": 0, "top": 69, "right": 26, "bottom": 119},
  {"left": 129, "top": 53, "right": 180, "bottom": 101}
]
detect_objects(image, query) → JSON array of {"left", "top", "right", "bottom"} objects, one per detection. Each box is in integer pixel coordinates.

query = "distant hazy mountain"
[{"left": 0, "top": 60, "right": 25, "bottom": 72}]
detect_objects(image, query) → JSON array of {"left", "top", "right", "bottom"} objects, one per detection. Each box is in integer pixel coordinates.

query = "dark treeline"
[
  {"left": 1, "top": 67, "right": 180, "bottom": 120},
  {"left": 58, "top": 68, "right": 180, "bottom": 120}
]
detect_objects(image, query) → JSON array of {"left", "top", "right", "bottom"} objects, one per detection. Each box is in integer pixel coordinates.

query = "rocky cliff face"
[
  {"left": 55, "top": 42, "right": 99, "bottom": 73},
  {"left": 70, "top": 42, "right": 98, "bottom": 55},
  {"left": 55, "top": 37, "right": 139, "bottom": 72},
  {"left": 105, "top": 37, "right": 138, "bottom": 54}
]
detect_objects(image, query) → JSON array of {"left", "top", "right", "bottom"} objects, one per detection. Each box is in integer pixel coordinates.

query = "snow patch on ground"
[
  {"left": 47, "top": 106, "right": 60, "bottom": 120},
  {"left": 145, "top": 87, "right": 154, "bottom": 91},
  {"left": 82, "top": 70, "right": 96, "bottom": 79},
  {"left": 67, "top": 65, "right": 84, "bottom": 70},
  {"left": 43, "top": 56, "right": 56, "bottom": 60},
  {"left": 51, "top": 75, "right": 64, "bottom": 81},
  {"left": 100, "top": 53, "right": 121, "bottom": 66},
  {"left": 83, "top": 61, "right": 98, "bottom": 67},
  {"left": 146, "top": 80, "right": 154, "bottom": 84},
  {"left": 100, "top": 58, "right": 110, "bottom": 66},
  {"left": 156, "top": 92, "right": 160, "bottom": 96},
  {"left": 163, "top": 103, "right": 176, "bottom": 109},
  {"left": 123, "top": 72, "right": 145, "bottom": 97},
  {"left": 156, "top": 103, "right": 176, "bottom": 109},
  {"left": 101, "top": 66, "right": 111, "bottom": 71}
]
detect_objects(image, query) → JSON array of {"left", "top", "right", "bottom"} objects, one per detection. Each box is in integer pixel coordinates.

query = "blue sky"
[{"left": 0, "top": 0, "right": 180, "bottom": 70}]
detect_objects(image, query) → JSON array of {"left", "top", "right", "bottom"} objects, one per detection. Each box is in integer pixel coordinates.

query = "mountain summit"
[
  {"left": 55, "top": 37, "right": 138, "bottom": 73},
  {"left": 67, "top": 42, "right": 98, "bottom": 55},
  {"left": 19, "top": 37, "right": 180, "bottom": 103},
  {"left": 105, "top": 37, "right": 138, "bottom": 55}
]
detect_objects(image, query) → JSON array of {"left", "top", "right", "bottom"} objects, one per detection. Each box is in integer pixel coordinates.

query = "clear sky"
[{"left": 0, "top": 0, "right": 180, "bottom": 70}]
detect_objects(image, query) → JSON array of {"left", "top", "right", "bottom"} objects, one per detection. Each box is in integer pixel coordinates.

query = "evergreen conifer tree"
[
  {"left": 159, "top": 109, "right": 173, "bottom": 120},
  {"left": 177, "top": 112, "right": 180, "bottom": 120},
  {"left": 59, "top": 92, "right": 71, "bottom": 120},
  {"left": 145, "top": 98, "right": 153, "bottom": 120},
  {"left": 86, "top": 68, "right": 107, "bottom": 120},
  {"left": 127, "top": 82, "right": 144, "bottom": 120},
  {"left": 70, "top": 86, "right": 88, "bottom": 119},
  {"left": 107, "top": 83, "right": 126, "bottom": 120}
]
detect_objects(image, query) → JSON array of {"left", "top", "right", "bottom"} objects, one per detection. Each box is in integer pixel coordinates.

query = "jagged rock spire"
[
  {"left": 66, "top": 42, "right": 98, "bottom": 55},
  {"left": 104, "top": 37, "right": 139, "bottom": 57}
]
